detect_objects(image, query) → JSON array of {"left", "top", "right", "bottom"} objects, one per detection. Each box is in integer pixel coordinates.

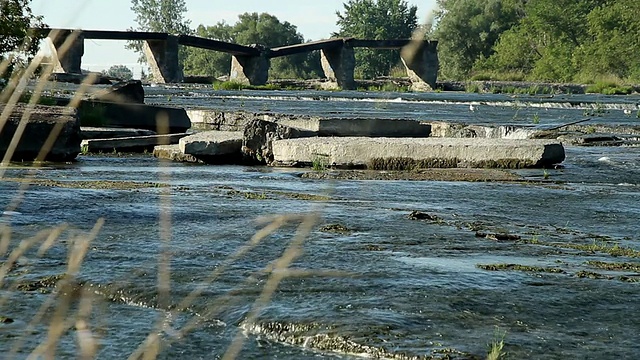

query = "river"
[{"left": 1, "top": 86, "right": 639, "bottom": 359}]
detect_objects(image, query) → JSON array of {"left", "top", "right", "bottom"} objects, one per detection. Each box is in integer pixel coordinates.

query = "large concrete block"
[
  {"left": 78, "top": 101, "right": 191, "bottom": 134},
  {"left": 179, "top": 131, "right": 243, "bottom": 156},
  {"left": 0, "top": 104, "right": 81, "bottom": 161},
  {"left": 81, "top": 133, "right": 188, "bottom": 152},
  {"left": 272, "top": 137, "right": 565, "bottom": 169},
  {"left": 273, "top": 117, "right": 431, "bottom": 137}
]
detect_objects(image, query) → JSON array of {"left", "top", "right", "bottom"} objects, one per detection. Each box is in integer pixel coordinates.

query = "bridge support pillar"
[
  {"left": 321, "top": 45, "right": 355, "bottom": 90},
  {"left": 47, "top": 30, "right": 84, "bottom": 74},
  {"left": 144, "top": 35, "right": 183, "bottom": 83},
  {"left": 230, "top": 46, "right": 270, "bottom": 85},
  {"left": 400, "top": 41, "right": 439, "bottom": 91}
]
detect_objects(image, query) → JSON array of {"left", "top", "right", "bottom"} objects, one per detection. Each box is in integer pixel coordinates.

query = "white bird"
[
  {"left": 623, "top": 109, "right": 632, "bottom": 115},
  {"left": 469, "top": 104, "right": 475, "bottom": 112}
]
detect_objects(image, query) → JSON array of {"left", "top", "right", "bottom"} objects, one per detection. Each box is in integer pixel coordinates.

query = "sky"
[{"left": 31, "top": 0, "right": 437, "bottom": 76}]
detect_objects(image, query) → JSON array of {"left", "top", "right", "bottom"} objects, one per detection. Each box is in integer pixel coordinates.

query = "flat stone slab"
[
  {"left": 179, "top": 131, "right": 243, "bottom": 156},
  {"left": 272, "top": 137, "right": 565, "bottom": 169},
  {"left": 78, "top": 100, "right": 191, "bottom": 133},
  {"left": 81, "top": 133, "right": 188, "bottom": 152},
  {"left": 81, "top": 127, "right": 156, "bottom": 140},
  {"left": 271, "top": 116, "right": 431, "bottom": 137},
  {"left": 153, "top": 144, "right": 202, "bottom": 163},
  {"left": 186, "top": 110, "right": 431, "bottom": 137}
]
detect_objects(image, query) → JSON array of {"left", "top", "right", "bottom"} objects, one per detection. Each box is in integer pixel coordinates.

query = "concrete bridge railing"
[{"left": 43, "top": 29, "right": 439, "bottom": 91}]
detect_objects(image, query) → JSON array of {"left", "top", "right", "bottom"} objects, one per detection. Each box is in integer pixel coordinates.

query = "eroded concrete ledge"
[
  {"left": 271, "top": 137, "right": 565, "bottom": 169},
  {"left": 179, "top": 131, "right": 243, "bottom": 164}
]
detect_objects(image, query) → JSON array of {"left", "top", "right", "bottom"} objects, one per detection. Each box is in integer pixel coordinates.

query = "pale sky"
[{"left": 31, "top": 0, "right": 437, "bottom": 76}]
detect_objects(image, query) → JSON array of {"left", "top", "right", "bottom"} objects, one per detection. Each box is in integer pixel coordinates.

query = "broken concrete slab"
[
  {"left": 242, "top": 119, "right": 317, "bottom": 164},
  {"left": 186, "top": 110, "right": 431, "bottom": 137},
  {"left": 0, "top": 104, "right": 81, "bottom": 161},
  {"left": 272, "top": 117, "right": 431, "bottom": 137},
  {"left": 78, "top": 100, "right": 191, "bottom": 133},
  {"left": 81, "top": 133, "right": 188, "bottom": 152},
  {"left": 81, "top": 127, "right": 156, "bottom": 140},
  {"left": 271, "top": 137, "right": 565, "bottom": 169},
  {"left": 153, "top": 144, "right": 202, "bottom": 163},
  {"left": 179, "top": 131, "right": 243, "bottom": 158}
]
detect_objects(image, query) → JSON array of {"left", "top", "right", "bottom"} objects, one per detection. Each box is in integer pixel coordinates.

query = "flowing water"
[{"left": 1, "top": 88, "right": 639, "bottom": 359}]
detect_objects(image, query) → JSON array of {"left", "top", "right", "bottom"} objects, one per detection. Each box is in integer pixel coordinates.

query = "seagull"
[
  {"left": 469, "top": 104, "right": 475, "bottom": 112},
  {"left": 623, "top": 109, "right": 632, "bottom": 115}
]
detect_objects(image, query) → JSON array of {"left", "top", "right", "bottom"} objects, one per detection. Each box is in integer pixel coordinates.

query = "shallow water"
[{"left": 2, "top": 88, "right": 640, "bottom": 359}]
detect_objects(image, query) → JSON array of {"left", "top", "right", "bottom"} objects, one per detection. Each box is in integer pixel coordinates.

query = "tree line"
[{"left": 2, "top": 0, "right": 639, "bottom": 84}]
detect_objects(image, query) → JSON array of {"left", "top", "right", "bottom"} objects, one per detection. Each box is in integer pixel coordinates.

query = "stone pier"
[
  {"left": 401, "top": 40, "right": 439, "bottom": 91},
  {"left": 143, "top": 35, "right": 183, "bottom": 83},
  {"left": 321, "top": 45, "right": 355, "bottom": 90},
  {"left": 229, "top": 45, "right": 270, "bottom": 85},
  {"left": 48, "top": 30, "right": 84, "bottom": 74}
]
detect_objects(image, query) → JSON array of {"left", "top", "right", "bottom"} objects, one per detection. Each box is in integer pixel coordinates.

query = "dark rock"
[
  {"left": 475, "top": 232, "right": 521, "bottom": 241},
  {"left": 242, "top": 119, "right": 316, "bottom": 164},
  {"left": 0, "top": 316, "right": 14, "bottom": 324},
  {"left": 48, "top": 72, "right": 112, "bottom": 85},
  {"left": 408, "top": 211, "right": 441, "bottom": 221},
  {"left": 92, "top": 80, "right": 145, "bottom": 104},
  {"left": 0, "top": 104, "right": 81, "bottom": 161}
]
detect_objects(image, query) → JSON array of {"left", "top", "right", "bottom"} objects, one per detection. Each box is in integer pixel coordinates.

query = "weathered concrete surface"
[
  {"left": 428, "top": 122, "right": 539, "bottom": 139},
  {"left": 274, "top": 117, "right": 431, "bottom": 137},
  {"left": 186, "top": 110, "right": 252, "bottom": 131},
  {"left": 242, "top": 119, "right": 317, "bottom": 164},
  {"left": 144, "top": 36, "right": 183, "bottom": 83},
  {"left": 81, "top": 127, "right": 156, "bottom": 140},
  {"left": 153, "top": 144, "right": 202, "bottom": 163},
  {"left": 81, "top": 133, "right": 188, "bottom": 152},
  {"left": 186, "top": 110, "right": 430, "bottom": 137},
  {"left": 272, "top": 137, "right": 566, "bottom": 169},
  {"left": 0, "top": 104, "right": 81, "bottom": 161},
  {"left": 179, "top": 131, "right": 243, "bottom": 157},
  {"left": 79, "top": 101, "right": 191, "bottom": 133},
  {"left": 230, "top": 46, "right": 270, "bottom": 85},
  {"left": 321, "top": 46, "right": 355, "bottom": 90}
]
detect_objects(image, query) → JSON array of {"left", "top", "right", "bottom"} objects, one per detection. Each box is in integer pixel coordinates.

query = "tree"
[
  {"left": 127, "top": 0, "right": 191, "bottom": 65},
  {"left": 103, "top": 65, "right": 134, "bottom": 80},
  {"left": 335, "top": 0, "right": 418, "bottom": 79},
  {"left": 433, "top": 0, "right": 524, "bottom": 79},
  {"left": 0, "top": 0, "right": 46, "bottom": 81},
  {"left": 184, "top": 13, "right": 322, "bottom": 79}
]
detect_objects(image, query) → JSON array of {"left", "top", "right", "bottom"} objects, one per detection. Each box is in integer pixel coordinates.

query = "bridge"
[{"left": 41, "top": 28, "right": 439, "bottom": 91}]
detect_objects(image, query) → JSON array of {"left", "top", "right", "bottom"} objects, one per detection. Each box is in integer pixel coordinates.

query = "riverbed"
[{"left": 1, "top": 87, "right": 639, "bottom": 359}]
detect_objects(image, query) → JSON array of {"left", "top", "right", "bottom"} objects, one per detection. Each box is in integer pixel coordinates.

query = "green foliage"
[
  {"left": 434, "top": 0, "right": 524, "bottom": 79},
  {"left": 102, "top": 65, "right": 134, "bottom": 80},
  {"left": 184, "top": 13, "right": 323, "bottom": 79},
  {"left": 0, "top": 0, "right": 46, "bottom": 80},
  {"left": 335, "top": 0, "right": 418, "bottom": 79},
  {"left": 449, "top": 0, "right": 640, "bottom": 83},
  {"left": 585, "top": 79, "right": 634, "bottom": 95}
]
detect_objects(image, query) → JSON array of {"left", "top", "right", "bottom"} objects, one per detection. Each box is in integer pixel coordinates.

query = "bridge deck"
[
  {"left": 269, "top": 38, "right": 345, "bottom": 58},
  {"left": 177, "top": 35, "right": 259, "bottom": 57},
  {"left": 40, "top": 28, "right": 169, "bottom": 41}
]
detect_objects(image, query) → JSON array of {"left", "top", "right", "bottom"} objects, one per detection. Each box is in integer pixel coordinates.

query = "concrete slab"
[
  {"left": 186, "top": 110, "right": 431, "bottom": 137},
  {"left": 272, "top": 137, "right": 565, "bottom": 169},
  {"left": 81, "top": 133, "right": 188, "bottom": 152},
  {"left": 81, "top": 127, "right": 156, "bottom": 140},
  {"left": 153, "top": 144, "right": 202, "bottom": 163},
  {"left": 272, "top": 117, "right": 431, "bottom": 137},
  {"left": 179, "top": 131, "right": 243, "bottom": 156},
  {"left": 79, "top": 100, "right": 191, "bottom": 133}
]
